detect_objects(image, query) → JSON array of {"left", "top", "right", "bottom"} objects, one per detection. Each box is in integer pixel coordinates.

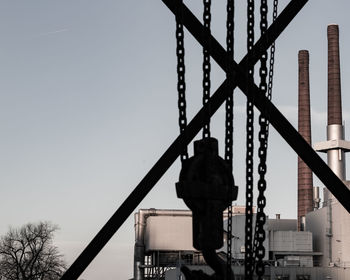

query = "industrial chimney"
[
  {"left": 327, "top": 24, "right": 342, "bottom": 127},
  {"left": 297, "top": 50, "right": 314, "bottom": 231},
  {"left": 314, "top": 25, "right": 350, "bottom": 188},
  {"left": 326, "top": 24, "right": 346, "bottom": 181},
  {"left": 313, "top": 24, "right": 350, "bottom": 266}
]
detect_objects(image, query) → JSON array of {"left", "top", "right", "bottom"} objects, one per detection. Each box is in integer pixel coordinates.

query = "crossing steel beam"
[{"left": 163, "top": 0, "right": 350, "bottom": 215}]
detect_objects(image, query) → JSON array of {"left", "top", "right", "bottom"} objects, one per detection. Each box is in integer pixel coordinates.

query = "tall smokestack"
[
  {"left": 298, "top": 50, "right": 314, "bottom": 231},
  {"left": 328, "top": 24, "right": 342, "bottom": 126},
  {"left": 326, "top": 24, "right": 346, "bottom": 181},
  {"left": 313, "top": 24, "right": 350, "bottom": 267},
  {"left": 315, "top": 24, "right": 350, "bottom": 194}
]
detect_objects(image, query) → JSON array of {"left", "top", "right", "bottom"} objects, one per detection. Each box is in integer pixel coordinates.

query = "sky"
[{"left": 1, "top": 0, "right": 350, "bottom": 279}]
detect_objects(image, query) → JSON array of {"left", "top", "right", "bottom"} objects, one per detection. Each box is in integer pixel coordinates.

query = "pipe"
[
  {"left": 313, "top": 186, "right": 320, "bottom": 210},
  {"left": 327, "top": 125, "right": 346, "bottom": 181},
  {"left": 297, "top": 50, "right": 313, "bottom": 231}
]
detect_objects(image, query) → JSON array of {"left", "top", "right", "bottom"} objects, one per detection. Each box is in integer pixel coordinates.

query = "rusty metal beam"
[{"left": 61, "top": 1, "right": 310, "bottom": 279}]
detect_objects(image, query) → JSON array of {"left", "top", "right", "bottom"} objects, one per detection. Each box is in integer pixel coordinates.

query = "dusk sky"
[{"left": 1, "top": 1, "right": 350, "bottom": 279}]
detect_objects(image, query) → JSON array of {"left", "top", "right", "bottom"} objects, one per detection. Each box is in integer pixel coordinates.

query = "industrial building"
[
  {"left": 132, "top": 24, "right": 350, "bottom": 280},
  {"left": 133, "top": 208, "right": 350, "bottom": 280}
]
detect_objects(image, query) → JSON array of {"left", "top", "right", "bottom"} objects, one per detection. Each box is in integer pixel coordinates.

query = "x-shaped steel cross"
[
  {"left": 61, "top": 1, "right": 350, "bottom": 279},
  {"left": 161, "top": 0, "right": 350, "bottom": 212}
]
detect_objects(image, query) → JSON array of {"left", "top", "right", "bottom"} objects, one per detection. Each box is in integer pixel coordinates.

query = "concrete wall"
[
  {"left": 306, "top": 201, "right": 350, "bottom": 267},
  {"left": 305, "top": 206, "right": 328, "bottom": 266},
  {"left": 331, "top": 200, "right": 350, "bottom": 267}
]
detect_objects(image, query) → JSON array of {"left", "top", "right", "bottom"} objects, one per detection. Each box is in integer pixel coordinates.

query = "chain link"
[
  {"left": 225, "top": 0, "right": 234, "bottom": 279},
  {"left": 175, "top": 0, "right": 188, "bottom": 162},
  {"left": 202, "top": 0, "right": 211, "bottom": 139},
  {"left": 245, "top": 0, "right": 255, "bottom": 279}
]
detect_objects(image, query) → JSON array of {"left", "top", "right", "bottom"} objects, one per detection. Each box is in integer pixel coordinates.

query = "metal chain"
[
  {"left": 267, "top": 0, "right": 278, "bottom": 104},
  {"left": 254, "top": 0, "right": 268, "bottom": 278},
  {"left": 253, "top": 0, "right": 278, "bottom": 278},
  {"left": 245, "top": 0, "right": 255, "bottom": 279},
  {"left": 202, "top": 0, "right": 211, "bottom": 139},
  {"left": 225, "top": 0, "right": 234, "bottom": 278},
  {"left": 175, "top": 0, "right": 188, "bottom": 162}
]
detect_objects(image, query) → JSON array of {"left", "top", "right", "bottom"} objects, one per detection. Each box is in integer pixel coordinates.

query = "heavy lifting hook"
[{"left": 176, "top": 137, "right": 238, "bottom": 279}]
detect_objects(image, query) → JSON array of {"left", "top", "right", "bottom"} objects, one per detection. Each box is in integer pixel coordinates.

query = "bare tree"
[{"left": 0, "top": 221, "right": 66, "bottom": 280}]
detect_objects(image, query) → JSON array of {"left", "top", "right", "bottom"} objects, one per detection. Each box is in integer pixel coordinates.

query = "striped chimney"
[
  {"left": 298, "top": 50, "right": 314, "bottom": 231},
  {"left": 328, "top": 24, "right": 342, "bottom": 125}
]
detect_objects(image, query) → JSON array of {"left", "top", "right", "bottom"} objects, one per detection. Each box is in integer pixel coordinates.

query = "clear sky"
[{"left": 1, "top": 0, "right": 350, "bottom": 279}]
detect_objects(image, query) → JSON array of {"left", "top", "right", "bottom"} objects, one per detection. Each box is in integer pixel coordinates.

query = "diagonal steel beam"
[
  {"left": 164, "top": 0, "right": 350, "bottom": 213},
  {"left": 61, "top": 1, "right": 309, "bottom": 279}
]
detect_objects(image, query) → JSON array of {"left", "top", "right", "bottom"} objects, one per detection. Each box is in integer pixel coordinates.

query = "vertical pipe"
[
  {"left": 313, "top": 186, "right": 320, "bottom": 210},
  {"left": 298, "top": 50, "right": 314, "bottom": 231}
]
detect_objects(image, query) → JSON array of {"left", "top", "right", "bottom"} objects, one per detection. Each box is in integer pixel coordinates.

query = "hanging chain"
[
  {"left": 253, "top": 0, "right": 278, "bottom": 278},
  {"left": 267, "top": 0, "right": 278, "bottom": 104},
  {"left": 202, "top": 0, "right": 211, "bottom": 139},
  {"left": 174, "top": 1, "right": 278, "bottom": 277},
  {"left": 245, "top": 0, "right": 255, "bottom": 279},
  {"left": 225, "top": 1, "right": 234, "bottom": 170},
  {"left": 225, "top": 0, "right": 234, "bottom": 279},
  {"left": 175, "top": 0, "right": 188, "bottom": 162},
  {"left": 254, "top": 0, "right": 268, "bottom": 278}
]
